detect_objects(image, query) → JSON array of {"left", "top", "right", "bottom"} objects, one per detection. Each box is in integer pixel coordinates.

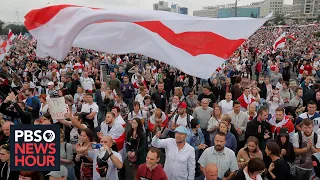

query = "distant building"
[
  {"left": 292, "top": 0, "right": 320, "bottom": 19},
  {"left": 259, "top": 0, "right": 284, "bottom": 17},
  {"left": 153, "top": 1, "right": 171, "bottom": 11},
  {"left": 180, "top": 7, "right": 188, "bottom": 15},
  {"left": 153, "top": 1, "right": 188, "bottom": 14},
  {"left": 193, "top": 6, "right": 219, "bottom": 18},
  {"left": 282, "top": 4, "right": 293, "bottom": 17},
  {"left": 218, "top": 7, "right": 260, "bottom": 18}
]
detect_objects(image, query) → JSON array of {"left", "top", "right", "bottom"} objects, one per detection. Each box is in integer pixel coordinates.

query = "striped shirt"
[{"left": 198, "top": 146, "right": 238, "bottom": 178}]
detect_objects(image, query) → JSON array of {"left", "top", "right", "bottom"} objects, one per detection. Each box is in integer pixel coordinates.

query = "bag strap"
[
  {"left": 314, "top": 133, "right": 318, "bottom": 146},
  {"left": 298, "top": 131, "right": 302, "bottom": 148},
  {"left": 187, "top": 114, "right": 191, "bottom": 128},
  {"left": 174, "top": 114, "right": 179, "bottom": 124}
]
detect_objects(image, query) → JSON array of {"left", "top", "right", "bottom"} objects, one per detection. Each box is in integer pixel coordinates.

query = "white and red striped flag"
[
  {"left": 17, "top": 32, "right": 22, "bottom": 40},
  {"left": 7, "top": 28, "right": 15, "bottom": 42},
  {"left": 272, "top": 32, "right": 286, "bottom": 53},
  {"left": 24, "top": 5, "right": 271, "bottom": 79},
  {"left": 0, "top": 40, "right": 12, "bottom": 61},
  {"left": 288, "top": 33, "right": 297, "bottom": 41}
]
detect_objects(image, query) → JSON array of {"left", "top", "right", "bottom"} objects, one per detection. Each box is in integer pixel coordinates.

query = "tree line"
[{"left": 0, "top": 20, "right": 28, "bottom": 35}]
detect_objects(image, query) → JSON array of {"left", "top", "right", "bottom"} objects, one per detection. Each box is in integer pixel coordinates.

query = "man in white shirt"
[
  {"left": 81, "top": 93, "right": 99, "bottom": 129},
  {"left": 167, "top": 102, "right": 193, "bottom": 138},
  {"left": 99, "top": 112, "right": 126, "bottom": 159},
  {"left": 218, "top": 92, "right": 233, "bottom": 114},
  {"left": 152, "top": 126, "right": 195, "bottom": 180},
  {"left": 228, "top": 100, "right": 249, "bottom": 150},
  {"left": 96, "top": 136, "right": 123, "bottom": 180},
  {"left": 80, "top": 72, "right": 95, "bottom": 91},
  {"left": 111, "top": 106, "right": 126, "bottom": 125}
]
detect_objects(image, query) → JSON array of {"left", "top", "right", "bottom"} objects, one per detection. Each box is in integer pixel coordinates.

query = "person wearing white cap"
[
  {"left": 151, "top": 126, "right": 195, "bottom": 180},
  {"left": 47, "top": 165, "right": 68, "bottom": 180},
  {"left": 46, "top": 81, "right": 59, "bottom": 98}
]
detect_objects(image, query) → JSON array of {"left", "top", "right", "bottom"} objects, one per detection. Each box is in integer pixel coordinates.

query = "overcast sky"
[{"left": 0, "top": 0, "right": 293, "bottom": 22}]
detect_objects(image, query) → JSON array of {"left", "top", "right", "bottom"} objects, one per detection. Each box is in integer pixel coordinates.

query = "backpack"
[
  {"left": 174, "top": 114, "right": 191, "bottom": 128},
  {"left": 130, "top": 110, "right": 143, "bottom": 119},
  {"left": 298, "top": 131, "right": 318, "bottom": 148}
]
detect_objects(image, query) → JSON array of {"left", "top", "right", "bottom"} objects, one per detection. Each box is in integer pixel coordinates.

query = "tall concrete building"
[
  {"left": 153, "top": 1, "right": 171, "bottom": 11},
  {"left": 292, "top": 0, "right": 320, "bottom": 19},
  {"left": 153, "top": 1, "right": 188, "bottom": 14},
  {"left": 282, "top": 4, "right": 293, "bottom": 16},
  {"left": 193, "top": 6, "right": 219, "bottom": 18},
  {"left": 260, "top": 0, "right": 284, "bottom": 17}
]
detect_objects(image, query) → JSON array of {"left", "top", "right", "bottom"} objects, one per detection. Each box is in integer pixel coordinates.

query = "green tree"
[
  {"left": 2, "top": 24, "right": 28, "bottom": 35},
  {"left": 0, "top": 20, "right": 4, "bottom": 34},
  {"left": 273, "top": 14, "right": 285, "bottom": 25},
  {"left": 317, "top": 14, "right": 320, "bottom": 22}
]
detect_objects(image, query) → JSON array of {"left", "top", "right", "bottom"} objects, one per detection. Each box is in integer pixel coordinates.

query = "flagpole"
[{"left": 160, "top": 82, "right": 198, "bottom": 134}]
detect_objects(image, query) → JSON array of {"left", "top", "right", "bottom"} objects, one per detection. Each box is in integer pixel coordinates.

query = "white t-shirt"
[
  {"left": 135, "top": 94, "right": 146, "bottom": 104},
  {"left": 127, "top": 110, "right": 147, "bottom": 121},
  {"left": 89, "top": 149, "right": 122, "bottom": 180},
  {"left": 81, "top": 102, "right": 99, "bottom": 128},
  {"left": 171, "top": 114, "right": 193, "bottom": 128},
  {"left": 292, "top": 132, "right": 320, "bottom": 149},
  {"left": 80, "top": 77, "right": 94, "bottom": 90},
  {"left": 218, "top": 100, "right": 234, "bottom": 114}
]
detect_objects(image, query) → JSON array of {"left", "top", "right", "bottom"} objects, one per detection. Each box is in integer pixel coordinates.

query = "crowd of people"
[{"left": 0, "top": 21, "right": 320, "bottom": 180}]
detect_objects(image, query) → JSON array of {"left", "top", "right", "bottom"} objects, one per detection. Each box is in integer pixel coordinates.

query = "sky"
[{"left": 0, "top": 0, "right": 293, "bottom": 22}]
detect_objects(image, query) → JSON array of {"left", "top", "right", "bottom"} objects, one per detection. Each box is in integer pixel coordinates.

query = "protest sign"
[{"left": 48, "top": 97, "right": 67, "bottom": 119}]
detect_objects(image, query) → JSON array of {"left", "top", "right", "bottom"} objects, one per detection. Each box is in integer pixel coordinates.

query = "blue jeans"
[{"left": 66, "top": 166, "right": 77, "bottom": 180}]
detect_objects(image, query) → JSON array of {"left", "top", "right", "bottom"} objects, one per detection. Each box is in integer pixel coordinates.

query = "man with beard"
[
  {"left": 245, "top": 106, "right": 272, "bottom": 150},
  {"left": 293, "top": 119, "right": 320, "bottom": 179},
  {"left": 136, "top": 147, "right": 168, "bottom": 180},
  {"left": 198, "top": 131, "right": 238, "bottom": 180},
  {"left": 268, "top": 107, "right": 295, "bottom": 140},
  {"left": 167, "top": 102, "right": 193, "bottom": 138},
  {"left": 151, "top": 126, "right": 195, "bottom": 180}
]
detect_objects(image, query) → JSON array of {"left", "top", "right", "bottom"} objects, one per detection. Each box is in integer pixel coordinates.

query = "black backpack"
[
  {"left": 298, "top": 131, "right": 318, "bottom": 148},
  {"left": 174, "top": 114, "right": 191, "bottom": 128}
]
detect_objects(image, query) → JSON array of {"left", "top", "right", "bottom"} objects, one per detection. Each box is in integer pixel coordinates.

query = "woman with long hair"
[
  {"left": 207, "top": 105, "right": 223, "bottom": 134},
  {"left": 237, "top": 136, "right": 263, "bottom": 169},
  {"left": 39, "top": 94, "right": 48, "bottom": 117},
  {"left": 75, "top": 128, "right": 95, "bottom": 180},
  {"left": 60, "top": 129, "right": 77, "bottom": 180},
  {"left": 211, "top": 120, "right": 237, "bottom": 152},
  {"left": 265, "top": 142, "right": 290, "bottom": 180},
  {"left": 126, "top": 118, "right": 147, "bottom": 169}
]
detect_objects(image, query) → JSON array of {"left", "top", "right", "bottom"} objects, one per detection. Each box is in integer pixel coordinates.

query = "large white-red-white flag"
[
  {"left": 24, "top": 5, "right": 270, "bottom": 79},
  {"left": 272, "top": 32, "right": 286, "bottom": 53}
]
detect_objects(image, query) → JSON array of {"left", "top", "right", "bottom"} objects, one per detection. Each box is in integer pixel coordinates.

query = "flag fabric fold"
[
  {"left": 24, "top": 4, "right": 270, "bottom": 79},
  {"left": 7, "top": 28, "right": 16, "bottom": 42},
  {"left": 272, "top": 32, "right": 286, "bottom": 53}
]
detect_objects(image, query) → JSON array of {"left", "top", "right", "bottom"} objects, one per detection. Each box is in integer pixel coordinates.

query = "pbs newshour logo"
[{"left": 10, "top": 125, "right": 60, "bottom": 171}]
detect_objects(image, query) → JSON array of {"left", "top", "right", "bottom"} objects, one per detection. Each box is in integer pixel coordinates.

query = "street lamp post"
[{"left": 235, "top": 0, "right": 238, "bottom": 17}]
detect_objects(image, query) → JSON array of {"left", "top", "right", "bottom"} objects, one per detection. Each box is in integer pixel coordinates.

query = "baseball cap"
[
  {"left": 175, "top": 126, "right": 189, "bottom": 135},
  {"left": 179, "top": 102, "right": 187, "bottom": 109},
  {"left": 47, "top": 81, "right": 54, "bottom": 86},
  {"left": 47, "top": 165, "right": 68, "bottom": 178}
]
